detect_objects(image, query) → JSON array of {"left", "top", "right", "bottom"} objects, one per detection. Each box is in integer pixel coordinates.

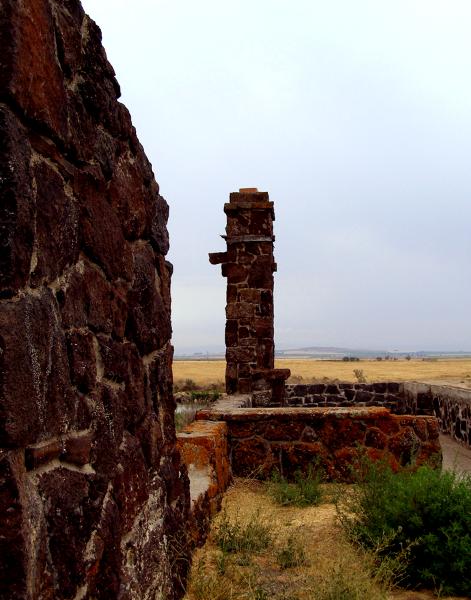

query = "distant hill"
[
  {"left": 174, "top": 345, "right": 471, "bottom": 360},
  {"left": 276, "top": 346, "right": 471, "bottom": 359}
]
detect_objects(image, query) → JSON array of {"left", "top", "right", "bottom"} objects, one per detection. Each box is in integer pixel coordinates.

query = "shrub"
[
  {"left": 213, "top": 510, "right": 272, "bottom": 555},
  {"left": 337, "top": 461, "right": 471, "bottom": 596},
  {"left": 276, "top": 536, "right": 308, "bottom": 569},
  {"left": 269, "top": 466, "right": 322, "bottom": 507}
]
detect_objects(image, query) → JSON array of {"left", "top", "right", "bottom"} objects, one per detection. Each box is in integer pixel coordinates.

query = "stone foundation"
[{"left": 197, "top": 397, "right": 442, "bottom": 482}]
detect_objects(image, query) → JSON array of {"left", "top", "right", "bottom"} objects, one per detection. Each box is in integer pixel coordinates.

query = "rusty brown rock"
[{"left": 0, "top": 0, "right": 69, "bottom": 140}]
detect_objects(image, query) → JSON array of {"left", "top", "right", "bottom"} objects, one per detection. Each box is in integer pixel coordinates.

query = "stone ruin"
[
  {"left": 0, "top": 1, "right": 189, "bottom": 598},
  {"left": 209, "top": 189, "right": 290, "bottom": 404},
  {"left": 0, "top": 1, "right": 466, "bottom": 599}
]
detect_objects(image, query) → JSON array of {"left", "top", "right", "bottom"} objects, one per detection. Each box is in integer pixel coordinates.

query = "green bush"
[
  {"left": 337, "top": 461, "right": 471, "bottom": 595},
  {"left": 269, "top": 467, "right": 323, "bottom": 507}
]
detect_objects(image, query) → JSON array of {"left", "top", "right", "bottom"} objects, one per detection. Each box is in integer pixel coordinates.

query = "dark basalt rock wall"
[{"left": 0, "top": 1, "right": 189, "bottom": 598}]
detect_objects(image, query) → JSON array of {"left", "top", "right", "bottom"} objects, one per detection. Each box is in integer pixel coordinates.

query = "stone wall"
[
  {"left": 209, "top": 189, "right": 289, "bottom": 404},
  {"left": 284, "top": 382, "right": 471, "bottom": 450},
  {"left": 403, "top": 383, "right": 471, "bottom": 448},
  {"left": 285, "top": 382, "right": 406, "bottom": 412},
  {"left": 0, "top": 2, "right": 189, "bottom": 598},
  {"left": 197, "top": 400, "right": 441, "bottom": 482},
  {"left": 177, "top": 420, "right": 231, "bottom": 548}
]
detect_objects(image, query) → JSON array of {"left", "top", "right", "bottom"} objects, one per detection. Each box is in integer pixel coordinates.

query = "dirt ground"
[{"left": 183, "top": 479, "right": 470, "bottom": 600}]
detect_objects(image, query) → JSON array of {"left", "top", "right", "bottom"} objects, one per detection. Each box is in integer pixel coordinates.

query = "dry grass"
[
  {"left": 183, "top": 479, "right": 469, "bottom": 600},
  {"left": 173, "top": 358, "right": 471, "bottom": 389}
]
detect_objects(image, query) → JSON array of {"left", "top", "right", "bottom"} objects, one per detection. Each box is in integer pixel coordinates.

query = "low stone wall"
[
  {"left": 196, "top": 403, "right": 441, "bottom": 482},
  {"left": 177, "top": 421, "right": 230, "bottom": 548},
  {"left": 285, "top": 382, "right": 471, "bottom": 451},
  {"left": 403, "top": 383, "right": 471, "bottom": 448},
  {"left": 285, "top": 382, "right": 406, "bottom": 412}
]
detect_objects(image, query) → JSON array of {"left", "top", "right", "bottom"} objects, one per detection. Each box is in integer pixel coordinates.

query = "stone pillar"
[{"left": 209, "top": 189, "right": 290, "bottom": 405}]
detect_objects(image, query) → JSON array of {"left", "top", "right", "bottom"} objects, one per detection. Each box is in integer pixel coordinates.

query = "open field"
[{"left": 173, "top": 358, "right": 471, "bottom": 389}]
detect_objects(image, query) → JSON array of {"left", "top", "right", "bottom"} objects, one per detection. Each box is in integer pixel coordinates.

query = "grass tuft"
[
  {"left": 213, "top": 510, "right": 272, "bottom": 555},
  {"left": 276, "top": 536, "right": 308, "bottom": 570},
  {"left": 269, "top": 466, "right": 323, "bottom": 507}
]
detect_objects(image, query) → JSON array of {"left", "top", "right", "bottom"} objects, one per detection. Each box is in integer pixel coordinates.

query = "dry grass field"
[{"left": 173, "top": 358, "right": 471, "bottom": 389}]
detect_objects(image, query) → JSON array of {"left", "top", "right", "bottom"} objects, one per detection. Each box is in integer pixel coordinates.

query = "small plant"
[
  {"left": 311, "top": 558, "right": 387, "bottom": 600},
  {"left": 213, "top": 510, "right": 272, "bottom": 555},
  {"left": 276, "top": 536, "right": 308, "bottom": 569},
  {"left": 269, "top": 466, "right": 323, "bottom": 507},
  {"left": 336, "top": 459, "right": 471, "bottom": 596},
  {"left": 190, "top": 390, "right": 221, "bottom": 403},
  {"left": 188, "top": 558, "right": 231, "bottom": 600},
  {"left": 353, "top": 368, "right": 367, "bottom": 383}
]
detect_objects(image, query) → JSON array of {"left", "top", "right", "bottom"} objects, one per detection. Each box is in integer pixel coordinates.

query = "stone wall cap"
[
  {"left": 229, "top": 191, "right": 270, "bottom": 205},
  {"left": 224, "top": 201, "right": 274, "bottom": 211},
  {"left": 196, "top": 406, "right": 397, "bottom": 421},
  {"left": 222, "top": 235, "right": 275, "bottom": 244}
]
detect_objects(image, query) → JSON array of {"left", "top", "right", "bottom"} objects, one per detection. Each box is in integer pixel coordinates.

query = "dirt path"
[{"left": 441, "top": 434, "right": 471, "bottom": 474}]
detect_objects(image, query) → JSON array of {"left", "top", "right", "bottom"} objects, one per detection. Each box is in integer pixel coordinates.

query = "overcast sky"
[{"left": 82, "top": 0, "right": 471, "bottom": 354}]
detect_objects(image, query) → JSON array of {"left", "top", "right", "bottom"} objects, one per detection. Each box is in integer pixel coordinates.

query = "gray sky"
[{"left": 82, "top": 0, "right": 471, "bottom": 353}]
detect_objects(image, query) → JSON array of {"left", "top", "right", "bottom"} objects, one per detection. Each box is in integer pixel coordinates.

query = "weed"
[
  {"left": 311, "top": 559, "right": 386, "bottom": 600},
  {"left": 213, "top": 510, "right": 272, "bottom": 555},
  {"left": 337, "top": 460, "right": 471, "bottom": 596},
  {"left": 190, "top": 390, "right": 221, "bottom": 402},
  {"left": 215, "top": 552, "right": 229, "bottom": 575},
  {"left": 188, "top": 558, "right": 232, "bottom": 600},
  {"left": 353, "top": 368, "right": 367, "bottom": 383},
  {"left": 269, "top": 466, "right": 322, "bottom": 507},
  {"left": 276, "top": 536, "right": 308, "bottom": 569}
]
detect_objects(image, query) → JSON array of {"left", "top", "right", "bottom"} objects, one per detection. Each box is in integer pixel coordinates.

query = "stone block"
[
  {"left": 31, "top": 161, "right": 79, "bottom": 285},
  {"left": 0, "top": 290, "right": 87, "bottom": 447},
  {"left": 126, "top": 244, "right": 171, "bottom": 355},
  {"left": 0, "top": 451, "right": 27, "bottom": 598},
  {"left": 148, "top": 193, "right": 170, "bottom": 255},
  {"left": 114, "top": 432, "right": 150, "bottom": 534},
  {"left": 61, "top": 433, "right": 93, "bottom": 466},
  {"left": 221, "top": 263, "right": 248, "bottom": 283},
  {"left": 0, "top": 106, "right": 34, "bottom": 297},
  {"left": 76, "top": 171, "right": 132, "bottom": 282},
  {"left": 108, "top": 152, "right": 149, "bottom": 239},
  {"left": 66, "top": 330, "right": 97, "bottom": 393},
  {"left": 0, "top": 0, "right": 69, "bottom": 140},
  {"left": 97, "top": 335, "right": 146, "bottom": 425}
]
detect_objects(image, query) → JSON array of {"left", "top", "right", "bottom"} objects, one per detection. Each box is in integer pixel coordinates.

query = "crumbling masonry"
[{"left": 209, "top": 189, "right": 290, "bottom": 404}]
